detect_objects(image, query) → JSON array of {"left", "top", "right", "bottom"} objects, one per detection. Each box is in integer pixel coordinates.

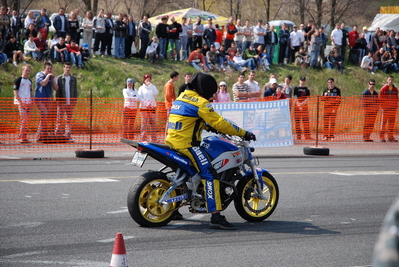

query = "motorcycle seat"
[{"left": 150, "top": 142, "right": 191, "bottom": 160}]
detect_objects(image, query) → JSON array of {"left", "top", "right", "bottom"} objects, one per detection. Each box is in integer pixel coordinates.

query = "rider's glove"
[{"left": 244, "top": 131, "right": 256, "bottom": 141}]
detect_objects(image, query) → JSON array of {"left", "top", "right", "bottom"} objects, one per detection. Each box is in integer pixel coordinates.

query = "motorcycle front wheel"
[
  {"left": 127, "top": 171, "right": 179, "bottom": 227},
  {"left": 234, "top": 171, "right": 279, "bottom": 222}
]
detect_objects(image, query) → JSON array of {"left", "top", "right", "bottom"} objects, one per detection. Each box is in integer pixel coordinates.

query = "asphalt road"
[{"left": 0, "top": 155, "right": 398, "bottom": 267}]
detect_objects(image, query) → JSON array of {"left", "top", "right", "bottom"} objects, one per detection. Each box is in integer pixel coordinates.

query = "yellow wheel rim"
[
  {"left": 241, "top": 176, "right": 277, "bottom": 218},
  {"left": 138, "top": 179, "right": 177, "bottom": 223}
]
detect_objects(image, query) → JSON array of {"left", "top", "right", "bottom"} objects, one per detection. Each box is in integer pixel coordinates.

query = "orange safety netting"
[{"left": 0, "top": 96, "right": 398, "bottom": 153}]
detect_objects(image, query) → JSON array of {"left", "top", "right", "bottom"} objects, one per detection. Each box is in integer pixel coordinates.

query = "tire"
[
  {"left": 127, "top": 172, "right": 179, "bottom": 227},
  {"left": 75, "top": 149, "right": 104, "bottom": 158},
  {"left": 234, "top": 171, "right": 279, "bottom": 222},
  {"left": 303, "top": 146, "right": 330, "bottom": 156}
]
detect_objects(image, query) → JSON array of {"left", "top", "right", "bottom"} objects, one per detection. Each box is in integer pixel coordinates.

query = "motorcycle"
[{"left": 121, "top": 130, "right": 279, "bottom": 227}]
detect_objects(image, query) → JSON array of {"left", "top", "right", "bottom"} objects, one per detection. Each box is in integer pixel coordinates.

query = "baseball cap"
[
  {"left": 363, "top": 26, "right": 368, "bottom": 30},
  {"left": 210, "top": 44, "right": 215, "bottom": 48},
  {"left": 82, "top": 43, "right": 89, "bottom": 49},
  {"left": 126, "top": 78, "right": 134, "bottom": 84},
  {"left": 258, "top": 19, "right": 263, "bottom": 23},
  {"left": 300, "top": 76, "right": 306, "bottom": 81},
  {"left": 219, "top": 81, "right": 227, "bottom": 86},
  {"left": 269, "top": 78, "right": 277, "bottom": 84}
]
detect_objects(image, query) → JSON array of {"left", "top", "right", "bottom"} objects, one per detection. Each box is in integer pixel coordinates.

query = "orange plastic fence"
[{"left": 0, "top": 96, "right": 398, "bottom": 153}]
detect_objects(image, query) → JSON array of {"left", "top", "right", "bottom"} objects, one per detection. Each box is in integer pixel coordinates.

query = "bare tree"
[
  {"left": 104, "top": 0, "right": 121, "bottom": 14},
  {"left": 314, "top": 0, "right": 323, "bottom": 27}
]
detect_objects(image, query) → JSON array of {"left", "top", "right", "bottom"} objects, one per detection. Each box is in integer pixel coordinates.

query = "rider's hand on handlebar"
[{"left": 244, "top": 131, "right": 256, "bottom": 141}]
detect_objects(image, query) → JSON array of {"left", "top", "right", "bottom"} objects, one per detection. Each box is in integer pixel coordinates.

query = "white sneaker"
[
  {"left": 266, "top": 66, "right": 271, "bottom": 70},
  {"left": 371, "top": 72, "right": 375, "bottom": 75},
  {"left": 13, "top": 62, "right": 18, "bottom": 66}
]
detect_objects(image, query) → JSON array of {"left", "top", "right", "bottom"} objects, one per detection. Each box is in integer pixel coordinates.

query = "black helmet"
[{"left": 188, "top": 72, "right": 217, "bottom": 100}]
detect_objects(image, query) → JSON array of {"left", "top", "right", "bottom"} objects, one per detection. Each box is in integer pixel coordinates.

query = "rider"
[{"left": 165, "top": 72, "right": 256, "bottom": 230}]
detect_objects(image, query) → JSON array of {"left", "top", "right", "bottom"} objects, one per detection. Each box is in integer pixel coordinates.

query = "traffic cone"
[{"left": 110, "top": 233, "right": 129, "bottom": 267}]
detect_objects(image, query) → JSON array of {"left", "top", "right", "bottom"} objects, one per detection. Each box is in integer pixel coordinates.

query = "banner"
[{"left": 212, "top": 100, "right": 293, "bottom": 148}]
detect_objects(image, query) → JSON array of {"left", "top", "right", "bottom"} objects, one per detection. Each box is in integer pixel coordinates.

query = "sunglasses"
[
  {"left": 220, "top": 85, "right": 226, "bottom": 87},
  {"left": 369, "top": 83, "right": 375, "bottom": 85}
]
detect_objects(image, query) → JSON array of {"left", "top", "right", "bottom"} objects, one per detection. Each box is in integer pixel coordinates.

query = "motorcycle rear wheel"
[
  {"left": 234, "top": 171, "right": 279, "bottom": 222},
  {"left": 127, "top": 172, "right": 178, "bottom": 227}
]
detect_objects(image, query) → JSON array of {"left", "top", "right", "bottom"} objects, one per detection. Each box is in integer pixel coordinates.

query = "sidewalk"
[{"left": 1, "top": 142, "right": 398, "bottom": 160}]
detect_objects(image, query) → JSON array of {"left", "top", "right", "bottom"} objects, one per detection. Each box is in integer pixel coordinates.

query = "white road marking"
[
  {"left": 19, "top": 178, "right": 119, "bottom": 184},
  {"left": 0, "top": 222, "right": 43, "bottom": 229},
  {"left": 107, "top": 208, "right": 128, "bottom": 214},
  {"left": 96, "top": 235, "right": 136, "bottom": 243},
  {"left": 2, "top": 251, "right": 47, "bottom": 258},
  {"left": 330, "top": 171, "right": 399, "bottom": 176},
  {"left": 0, "top": 259, "right": 107, "bottom": 266}
]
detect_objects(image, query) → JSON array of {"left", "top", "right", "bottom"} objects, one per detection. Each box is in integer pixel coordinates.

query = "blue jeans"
[
  {"left": 0, "top": 52, "right": 8, "bottom": 64},
  {"left": 323, "top": 62, "right": 333, "bottom": 69},
  {"left": 237, "top": 58, "right": 256, "bottom": 70},
  {"left": 180, "top": 36, "right": 188, "bottom": 60},
  {"left": 189, "top": 62, "right": 203, "bottom": 71},
  {"left": 266, "top": 44, "right": 276, "bottom": 64},
  {"left": 70, "top": 53, "right": 83, "bottom": 67},
  {"left": 242, "top": 41, "right": 252, "bottom": 54},
  {"left": 55, "top": 50, "right": 69, "bottom": 62},
  {"left": 169, "top": 39, "right": 181, "bottom": 60},
  {"left": 25, "top": 51, "right": 41, "bottom": 59},
  {"left": 159, "top": 38, "right": 168, "bottom": 59},
  {"left": 114, "top": 37, "right": 126, "bottom": 58},
  {"left": 310, "top": 50, "right": 320, "bottom": 67}
]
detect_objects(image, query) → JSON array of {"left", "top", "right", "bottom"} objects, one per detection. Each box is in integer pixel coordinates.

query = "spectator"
[
  {"left": 238, "top": 19, "right": 251, "bottom": 52},
  {"left": 0, "top": 32, "right": 7, "bottom": 65},
  {"left": 55, "top": 62, "right": 78, "bottom": 142},
  {"left": 354, "top": 33, "right": 368, "bottom": 65},
  {"left": 164, "top": 71, "right": 179, "bottom": 114},
  {"left": 360, "top": 51, "right": 376, "bottom": 74},
  {"left": 145, "top": 36, "right": 161, "bottom": 63},
  {"left": 53, "top": 8, "right": 69, "bottom": 38},
  {"left": 255, "top": 44, "right": 270, "bottom": 70},
  {"left": 47, "top": 33, "right": 59, "bottom": 61},
  {"left": 125, "top": 15, "right": 136, "bottom": 59},
  {"left": 33, "top": 31, "right": 47, "bottom": 59},
  {"left": 67, "top": 39, "right": 83, "bottom": 68},
  {"left": 278, "top": 23, "right": 290, "bottom": 65},
  {"left": 35, "top": 61, "right": 58, "bottom": 142},
  {"left": 253, "top": 19, "right": 266, "bottom": 49},
  {"left": 330, "top": 23, "right": 343, "bottom": 55},
  {"left": 192, "top": 16, "right": 204, "bottom": 49},
  {"left": 225, "top": 17, "right": 237, "bottom": 49},
  {"left": 178, "top": 72, "right": 192, "bottom": 96},
  {"left": 9, "top": 9, "right": 22, "bottom": 40},
  {"left": 309, "top": 29, "right": 322, "bottom": 68},
  {"left": 321, "top": 77, "right": 341, "bottom": 141},
  {"left": 54, "top": 36, "right": 69, "bottom": 63},
  {"left": 206, "top": 44, "right": 220, "bottom": 71},
  {"left": 263, "top": 78, "right": 278, "bottom": 98},
  {"left": 279, "top": 75, "right": 293, "bottom": 98},
  {"left": 138, "top": 15, "right": 151, "bottom": 59},
  {"left": 214, "top": 81, "right": 231, "bottom": 102},
  {"left": 348, "top": 25, "right": 359, "bottom": 49},
  {"left": 187, "top": 46, "right": 207, "bottom": 71},
  {"left": 233, "top": 50, "right": 256, "bottom": 71},
  {"left": 203, "top": 17, "right": 216, "bottom": 47},
  {"left": 156, "top": 16, "right": 169, "bottom": 59},
  {"left": 81, "top": 42, "right": 90, "bottom": 64},
  {"left": 265, "top": 24, "right": 278, "bottom": 64},
  {"left": 332, "top": 50, "right": 345, "bottom": 73},
  {"left": 217, "top": 44, "right": 231, "bottom": 71},
  {"left": 232, "top": 72, "right": 251, "bottom": 101},
  {"left": 373, "top": 47, "right": 385, "bottom": 71},
  {"left": 24, "top": 23, "right": 38, "bottom": 42},
  {"left": 82, "top": 11, "right": 94, "bottom": 52},
  {"left": 362, "top": 79, "right": 379, "bottom": 142},
  {"left": 4, "top": 35, "right": 28, "bottom": 66},
  {"left": 138, "top": 74, "right": 159, "bottom": 142},
  {"left": 293, "top": 76, "right": 312, "bottom": 140},
  {"left": 214, "top": 23, "right": 223, "bottom": 49},
  {"left": 24, "top": 10, "right": 35, "bottom": 30},
  {"left": 105, "top": 12, "right": 114, "bottom": 57},
  {"left": 381, "top": 51, "right": 399, "bottom": 73},
  {"left": 244, "top": 70, "right": 261, "bottom": 99},
  {"left": 24, "top": 34, "right": 41, "bottom": 60},
  {"left": 233, "top": 19, "right": 243, "bottom": 51},
  {"left": 186, "top": 18, "right": 194, "bottom": 53},
  {"left": 379, "top": 75, "right": 398, "bottom": 142},
  {"left": 122, "top": 78, "right": 140, "bottom": 139},
  {"left": 168, "top": 17, "right": 182, "bottom": 61},
  {"left": 290, "top": 25, "right": 303, "bottom": 63},
  {"left": 180, "top": 17, "right": 189, "bottom": 60},
  {"left": 114, "top": 14, "right": 127, "bottom": 59},
  {"left": 13, "top": 64, "right": 33, "bottom": 143},
  {"left": 294, "top": 46, "right": 309, "bottom": 67},
  {"left": 243, "top": 44, "right": 258, "bottom": 62},
  {"left": 35, "top": 8, "right": 51, "bottom": 41},
  {"left": 92, "top": 9, "right": 106, "bottom": 58},
  {"left": 340, "top": 23, "right": 349, "bottom": 60},
  {"left": 275, "top": 85, "right": 287, "bottom": 99}
]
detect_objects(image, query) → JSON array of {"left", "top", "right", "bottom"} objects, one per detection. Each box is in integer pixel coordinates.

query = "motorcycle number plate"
[{"left": 131, "top": 151, "right": 148, "bottom": 167}]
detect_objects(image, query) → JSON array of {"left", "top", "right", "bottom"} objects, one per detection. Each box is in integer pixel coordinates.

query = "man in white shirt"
[
  {"left": 290, "top": 25, "right": 303, "bottom": 63},
  {"left": 253, "top": 20, "right": 266, "bottom": 48},
  {"left": 244, "top": 70, "right": 261, "bottom": 100},
  {"left": 330, "top": 23, "right": 343, "bottom": 55}
]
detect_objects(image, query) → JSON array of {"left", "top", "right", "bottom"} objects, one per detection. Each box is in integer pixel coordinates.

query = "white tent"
[
  {"left": 368, "top": 14, "right": 399, "bottom": 32},
  {"left": 268, "top": 20, "right": 295, "bottom": 28}
]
